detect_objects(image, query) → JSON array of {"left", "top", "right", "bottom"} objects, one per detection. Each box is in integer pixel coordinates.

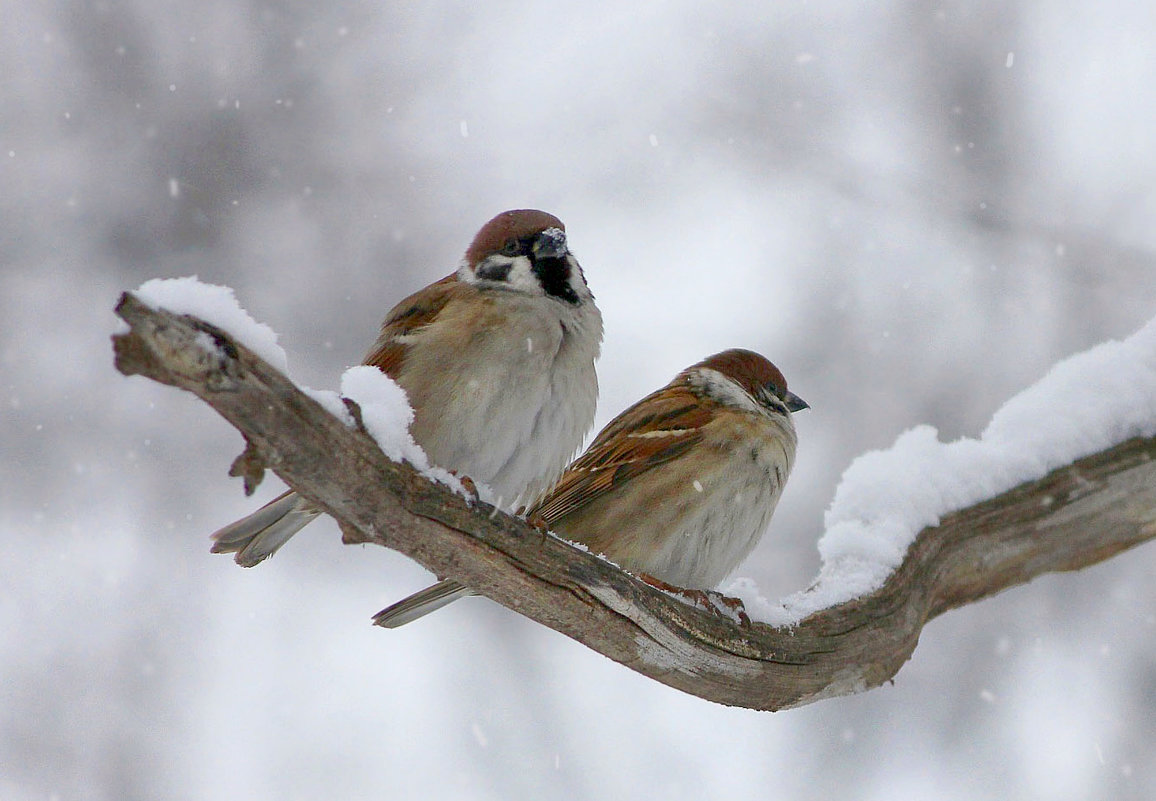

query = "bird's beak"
[
  {"left": 784, "top": 391, "right": 809, "bottom": 412},
  {"left": 533, "top": 227, "right": 568, "bottom": 259}
]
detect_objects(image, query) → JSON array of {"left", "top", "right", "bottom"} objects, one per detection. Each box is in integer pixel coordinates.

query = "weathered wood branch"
[{"left": 112, "top": 292, "right": 1156, "bottom": 710}]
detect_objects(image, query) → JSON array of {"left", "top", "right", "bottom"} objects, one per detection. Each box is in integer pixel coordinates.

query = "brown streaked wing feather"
[
  {"left": 530, "top": 384, "right": 714, "bottom": 523},
  {"left": 361, "top": 274, "right": 459, "bottom": 378}
]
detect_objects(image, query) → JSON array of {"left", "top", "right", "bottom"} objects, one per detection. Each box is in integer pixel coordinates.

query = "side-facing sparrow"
[
  {"left": 373, "top": 348, "right": 807, "bottom": 627},
  {"left": 211, "top": 209, "right": 603, "bottom": 566}
]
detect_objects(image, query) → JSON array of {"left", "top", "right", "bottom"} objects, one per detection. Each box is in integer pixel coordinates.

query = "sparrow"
[
  {"left": 373, "top": 348, "right": 807, "bottom": 627},
  {"left": 210, "top": 209, "right": 603, "bottom": 566}
]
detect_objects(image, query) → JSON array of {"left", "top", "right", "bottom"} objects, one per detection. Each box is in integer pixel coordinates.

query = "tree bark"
[{"left": 111, "top": 292, "right": 1156, "bottom": 711}]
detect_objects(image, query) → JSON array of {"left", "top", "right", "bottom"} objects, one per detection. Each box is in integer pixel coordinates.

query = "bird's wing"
[
  {"left": 529, "top": 382, "right": 713, "bottom": 523},
  {"left": 361, "top": 273, "right": 460, "bottom": 377}
]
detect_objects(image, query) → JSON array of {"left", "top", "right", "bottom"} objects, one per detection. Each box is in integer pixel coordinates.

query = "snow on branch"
[{"left": 112, "top": 288, "right": 1156, "bottom": 711}]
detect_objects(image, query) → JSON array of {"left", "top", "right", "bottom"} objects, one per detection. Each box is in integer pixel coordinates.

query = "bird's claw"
[
  {"left": 639, "top": 573, "right": 752, "bottom": 626},
  {"left": 448, "top": 470, "right": 480, "bottom": 502}
]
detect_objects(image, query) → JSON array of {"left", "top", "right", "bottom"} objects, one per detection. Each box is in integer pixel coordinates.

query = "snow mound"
[
  {"left": 131, "top": 276, "right": 477, "bottom": 501},
  {"left": 339, "top": 366, "right": 479, "bottom": 501},
  {"left": 133, "top": 276, "right": 289, "bottom": 373},
  {"left": 729, "top": 314, "right": 1156, "bottom": 626}
]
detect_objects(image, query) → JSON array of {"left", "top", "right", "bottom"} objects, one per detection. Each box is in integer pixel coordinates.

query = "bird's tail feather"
[
  {"left": 210, "top": 490, "right": 320, "bottom": 567},
  {"left": 372, "top": 579, "right": 474, "bottom": 628}
]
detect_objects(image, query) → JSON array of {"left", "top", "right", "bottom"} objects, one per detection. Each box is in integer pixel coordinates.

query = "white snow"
[
  {"left": 339, "top": 365, "right": 422, "bottom": 465},
  {"left": 729, "top": 314, "right": 1156, "bottom": 626},
  {"left": 338, "top": 365, "right": 474, "bottom": 500},
  {"left": 132, "top": 276, "right": 475, "bottom": 499},
  {"left": 133, "top": 276, "right": 289, "bottom": 373},
  {"left": 301, "top": 387, "right": 355, "bottom": 427}
]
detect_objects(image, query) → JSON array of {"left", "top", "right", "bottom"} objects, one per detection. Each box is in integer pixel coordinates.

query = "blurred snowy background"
[{"left": 4, "top": 1, "right": 1156, "bottom": 799}]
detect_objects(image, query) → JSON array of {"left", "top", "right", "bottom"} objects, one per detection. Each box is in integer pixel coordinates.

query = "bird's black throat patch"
[{"left": 531, "top": 256, "right": 579, "bottom": 305}]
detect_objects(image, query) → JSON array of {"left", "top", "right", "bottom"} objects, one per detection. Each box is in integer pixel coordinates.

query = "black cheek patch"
[
  {"left": 476, "top": 260, "right": 513, "bottom": 282},
  {"left": 531, "top": 256, "right": 580, "bottom": 305}
]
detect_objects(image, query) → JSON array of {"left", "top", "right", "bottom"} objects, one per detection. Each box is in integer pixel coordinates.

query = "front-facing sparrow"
[{"left": 211, "top": 209, "right": 603, "bottom": 566}]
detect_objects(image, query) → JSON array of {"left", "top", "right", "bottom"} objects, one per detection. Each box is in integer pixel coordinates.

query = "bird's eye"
[
  {"left": 761, "top": 385, "right": 786, "bottom": 406},
  {"left": 499, "top": 238, "right": 520, "bottom": 257}
]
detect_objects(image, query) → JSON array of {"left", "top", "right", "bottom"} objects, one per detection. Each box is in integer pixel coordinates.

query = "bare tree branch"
[{"left": 112, "top": 292, "right": 1156, "bottom": 711}]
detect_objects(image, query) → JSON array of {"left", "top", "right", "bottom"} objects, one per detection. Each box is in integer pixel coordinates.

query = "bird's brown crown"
[
  {"left": 465, "top": 209, "right": 565, "bottom": 266},
  {"left": 693, "top": 348, "right": 789, "bottom": 399}
]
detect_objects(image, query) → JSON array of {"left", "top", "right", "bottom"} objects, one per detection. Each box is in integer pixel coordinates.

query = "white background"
[{"left": 3, "top": 1, "right": 1155, "bottom": 799}]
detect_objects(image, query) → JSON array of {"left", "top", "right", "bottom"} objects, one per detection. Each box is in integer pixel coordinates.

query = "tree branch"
[{"left": 112, "top": 292, "right": 1156, "bottom": 711}]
